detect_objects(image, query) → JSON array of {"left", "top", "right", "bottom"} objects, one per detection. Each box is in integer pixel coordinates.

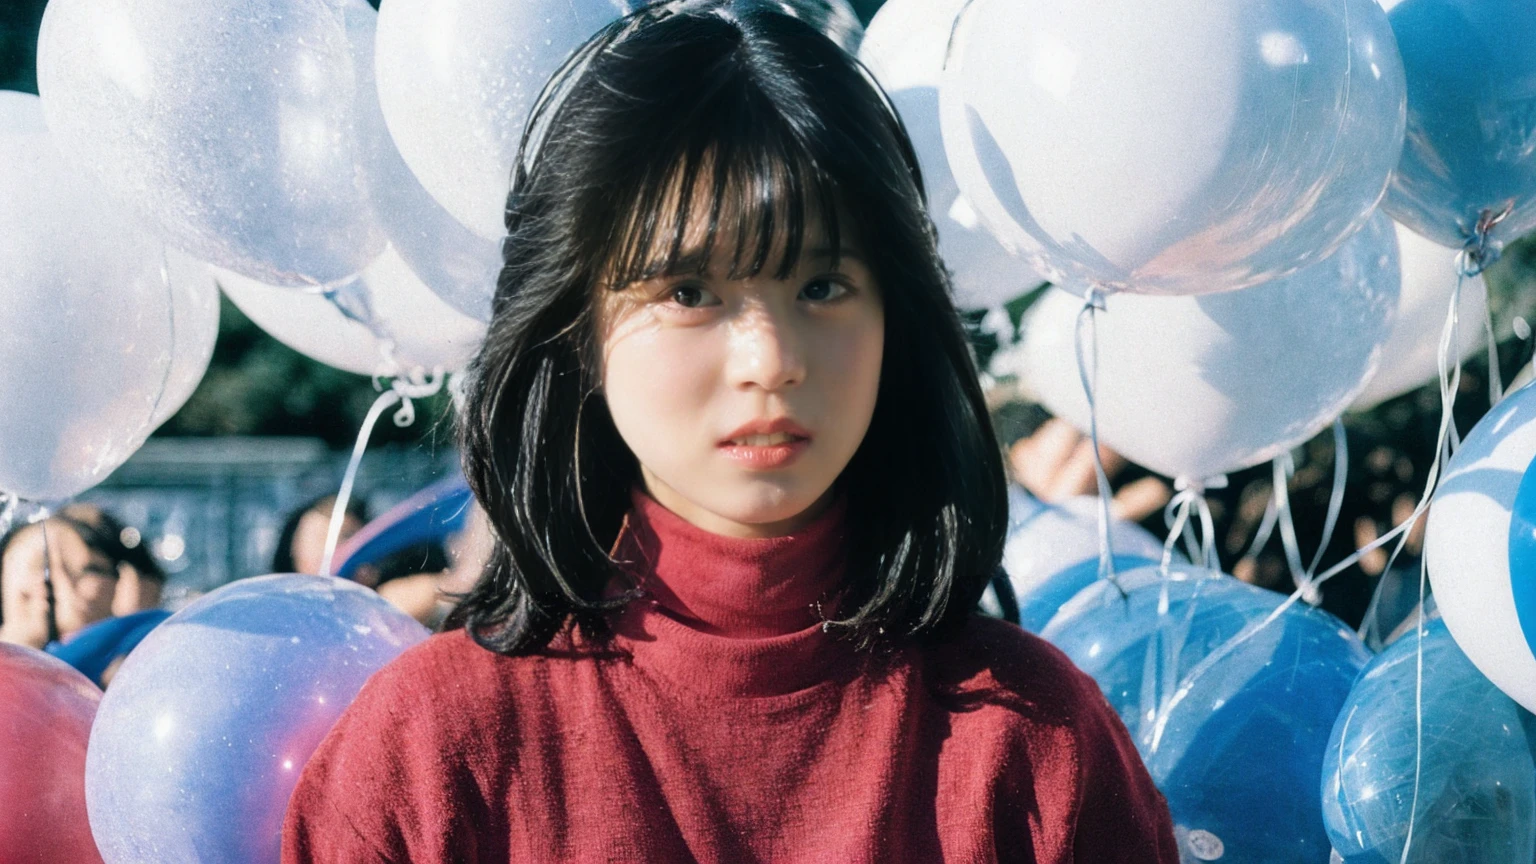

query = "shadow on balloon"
[{"left": 1043, "top": 565, "right": 1369, "bottom": 864}]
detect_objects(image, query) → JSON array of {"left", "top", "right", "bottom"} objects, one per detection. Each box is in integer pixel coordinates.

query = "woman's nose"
[{"left": 725, "top": 304, "right": 806, "bottom": 393}]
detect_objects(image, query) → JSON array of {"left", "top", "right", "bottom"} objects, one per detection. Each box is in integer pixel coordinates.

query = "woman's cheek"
[{"left": 604, "top": 328, "right": 718, "bottom": 462}]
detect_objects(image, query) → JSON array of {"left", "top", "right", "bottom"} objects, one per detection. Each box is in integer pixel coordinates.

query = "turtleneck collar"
[
  {"left": 615, "top": 487, "right": 848, "bottom": 638},
  {"left": 608, "top": 487, "right": 856, "bottom": 698}
]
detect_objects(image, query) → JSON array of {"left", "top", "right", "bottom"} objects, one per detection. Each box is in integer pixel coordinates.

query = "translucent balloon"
[
  {"left": 85, "top": 574, "right": 429, "bottom": 864},
  {"left": 1002, "top": 490, "right": 1165, "bottom": 620},
  {"left": 941, "top": 0, "right": 1406, "bottom": 297},
  {"left": 376, "top": 0, "right": 862, "bottom": 242},
  {"left": 1424, "top": 380, "right": 1536, "bottom": 713},
  {"left": 1351, "top": 221, "right": 1487, "bottom": 409},
  {"left": 217, "top": 246, "right": 487, "bottom": 377},
  {"left": 1044, "top": 566, "right": 1371, "bottom": 864},
  {"left": 1382, "top": 0, "right": 1536, "bottom": 255},
  {"left": 150, "top": 251, "right": 221, "bottom": 430},
  {"left": 1323, "top": 619, "right": 1536, "bottom": 864},
  {"left": 36, "top": 0, "right": 385, "bottom": 287},
  {"left": 858, "top": 0, "right": 1044, "bottom": 309},
  {"left": 0, "top": 644, "right": 104, "bottom": 864},
  {"left": 1015, "top": 554, "right": 1158, "bottom": 634},
  {"left": 375, "top": 0, "right": 639, "bottom": 241},
  {"left": 1007, "top": 212, "right": 1400, "bottom": 481},
  {"left": 0, "top": 91, "right": 174, "bottom": 501},
  {"left": 341, "top": 0, "right": 501, "bottom": 323}
]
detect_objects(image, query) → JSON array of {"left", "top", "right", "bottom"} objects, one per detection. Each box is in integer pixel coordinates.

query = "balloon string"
[
  {"left": 1484, "top": 281, "right": 1504, "bottom": 406},
  {"left": 1161, "top": 476, "right": 1223, "bottom": 572},
  {"left": 1273, "top": 419, "right": 1349, "bottom": 604},
  {"left": 1073, "top": 286, "right": 1123, "bottom": 596},
  {"left": 1157, "top": 266, "right": 1472, "bottom": 755},
  {"left": 1309, "top": 418, "right": 1350, "bottom": 581},
  {"left": 1273, "top": 456, "right": 1313, "bottom": 601},
  {"left": 1398, "top": 557, "right": 1430, "bottom": 864},
  {"left": 1239, "top": 485, "right": 1280, "bottom": 567},
  {"left": 40, "top": 517, "right": 60, "bottom": 645},
  {"left": 318, "top": 370, "right": 447, "bottom": 578}
]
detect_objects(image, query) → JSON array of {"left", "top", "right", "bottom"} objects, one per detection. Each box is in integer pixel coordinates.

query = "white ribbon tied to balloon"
[{"left": 1350, "top": 221, "right": 1488, "bottom": 410}]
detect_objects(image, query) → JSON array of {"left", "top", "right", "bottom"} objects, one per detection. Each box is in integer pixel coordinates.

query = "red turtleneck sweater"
[{"left": 282, "top": 491, "right": 1177, "bottom": 863}]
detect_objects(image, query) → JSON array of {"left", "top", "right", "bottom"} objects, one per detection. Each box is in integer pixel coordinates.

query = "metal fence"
[{"left": 77, "top": 437, "right": 459, "bottom": 609}]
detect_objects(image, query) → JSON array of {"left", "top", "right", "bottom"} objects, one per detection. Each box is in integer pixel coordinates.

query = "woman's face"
[
  {"left": 599, "top": 219, "right": 884, "bottom": 538},
  {"left": 0, "top": 520, "right": 117, "bottom": 647}
]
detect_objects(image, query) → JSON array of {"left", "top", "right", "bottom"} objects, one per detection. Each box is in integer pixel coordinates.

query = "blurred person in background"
[
  {"left": 273, "top": 494, "right": 368, "bottom": 576},
  {"left": 59, "top": 502, "right": 166, "bottom": 615},
  {"left": 0, "top": 512, "right": 121, "bottom": 650},
  {"left": 365, "top": 504, "right": 494, "bottom": 629}
]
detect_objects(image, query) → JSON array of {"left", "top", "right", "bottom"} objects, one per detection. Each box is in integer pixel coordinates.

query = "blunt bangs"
[
  {"left": 604, "top": 117, "right": 844, "bottom": 289},
  {"left": 451, "top": 0, "right": 1010, "bottom": 656}
]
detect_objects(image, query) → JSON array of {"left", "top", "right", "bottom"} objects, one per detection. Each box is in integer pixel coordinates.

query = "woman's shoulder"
[
  {"left": 920, "top": 615, "right": 1110, "bottom": 728},
  {"left": 367, "top": 626, "right": 600, "bottom": 700}
]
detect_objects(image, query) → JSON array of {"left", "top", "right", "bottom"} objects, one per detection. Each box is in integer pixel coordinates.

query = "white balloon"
[
  {"left": 342, "top": 0, "right": 501, "bottom": 323},
  {"left": 151, "top": 251, "right": 222, "bottom": 429},
  {"left": 217, "top": 246, "right": 486, "bottom": 377},
  {"left": 859, "top": 0, "right": 1045, "bottom": 309},
  {"left": 375, "top": 0, "right": 636, "bottom": 241},
  {"left": 0, "top": 92, "right": 174, "bottom": 501},
  {"left": 1424, "top": 381, "right": 1536, "bottom": 714},
  {"left": 941, "top": 0, "right": 1406, "bottom": 297},
  {"left": 36, "top": 0, "right": 385, "bottom": 287},
  {"left": 1006, "top": 213, "right": 1400, "bottom": 481},
  {"left": 1004, "top": 490, "right": 1165, "bottom": 598},
  {"left": 1351, "top": 222, "right": 1488, "bottom": 409}
]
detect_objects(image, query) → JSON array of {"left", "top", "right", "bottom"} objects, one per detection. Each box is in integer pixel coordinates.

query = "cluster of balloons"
[
  {"left": 859, "top": 0, "right": 1536, "bottom": 860},
  {"left": 0, "top": 574, "right": 426, "bottom": 864},
  {"left": 86, "top": 575, "right": 428, "bottom": 862},
  {"left": 0, "top": 91, "right": 218, "bottom": 501}
]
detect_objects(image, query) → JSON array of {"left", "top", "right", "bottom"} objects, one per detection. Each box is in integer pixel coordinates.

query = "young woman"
[{"left": 283, "top": 1, "right": 1177, "bottom": 860}]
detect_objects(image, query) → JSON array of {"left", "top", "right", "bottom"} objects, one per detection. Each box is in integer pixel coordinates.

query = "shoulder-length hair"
[{"left": 449, "top": 0, "right": 1008, "bottom": 655}]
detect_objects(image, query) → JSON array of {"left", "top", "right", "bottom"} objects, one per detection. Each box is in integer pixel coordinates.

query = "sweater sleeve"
[
  {"left": 282, "top": 634, "right": 498, "bottom": 864},
  {"left": 1064, "top": 669, "right": 1180, "bottom": 864}
]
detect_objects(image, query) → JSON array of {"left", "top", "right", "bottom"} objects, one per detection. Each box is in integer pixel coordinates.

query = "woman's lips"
[{"left": 717, "top": 437, "right": 810, "bottom": 469}]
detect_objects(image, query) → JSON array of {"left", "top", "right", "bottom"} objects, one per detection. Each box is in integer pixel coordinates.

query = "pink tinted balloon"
[{"left": 0, "top": 644, "right": 104, "bottom": 864}]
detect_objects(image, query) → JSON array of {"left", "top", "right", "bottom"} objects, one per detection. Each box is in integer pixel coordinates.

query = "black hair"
[
  {"left": 273, "top": 494, "right": 370, "bottom": 574},
  {"left": 450, "top": 0, "right": 1008, "bottom": 654},
  {"left": 60, "top": 503, "right": 165, "bottom": 584}
]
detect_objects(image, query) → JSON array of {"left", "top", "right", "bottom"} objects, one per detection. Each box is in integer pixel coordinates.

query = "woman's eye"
[
  {"left": 799, "top": 278, "right": 849, "bottom": 303},
  {"left": 669, "top": 284, "right": 719, "bottom": 308}
]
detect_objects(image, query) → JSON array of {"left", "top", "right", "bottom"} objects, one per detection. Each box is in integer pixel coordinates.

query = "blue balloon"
[
  {"left": 47, "top": 609, "right": 171, "bottom": 687},
  {"left": 1323, "top": 619, "right": 1536, "bottom": 863},
  {"left": 1384, "top": 0, "right": 1536, "bottom": 253},
  {"left": 1015, "top": 555, "right": 1159, "bottom": 633},
  {"left": 1044, "top": 566, "right": 1370, "bottom": 864},
  {"left": 333, "top": 475, "right": 473, "bottom": 581},
  {"left": 84, "top": 574, "right": 429, "bottom": 863}
]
